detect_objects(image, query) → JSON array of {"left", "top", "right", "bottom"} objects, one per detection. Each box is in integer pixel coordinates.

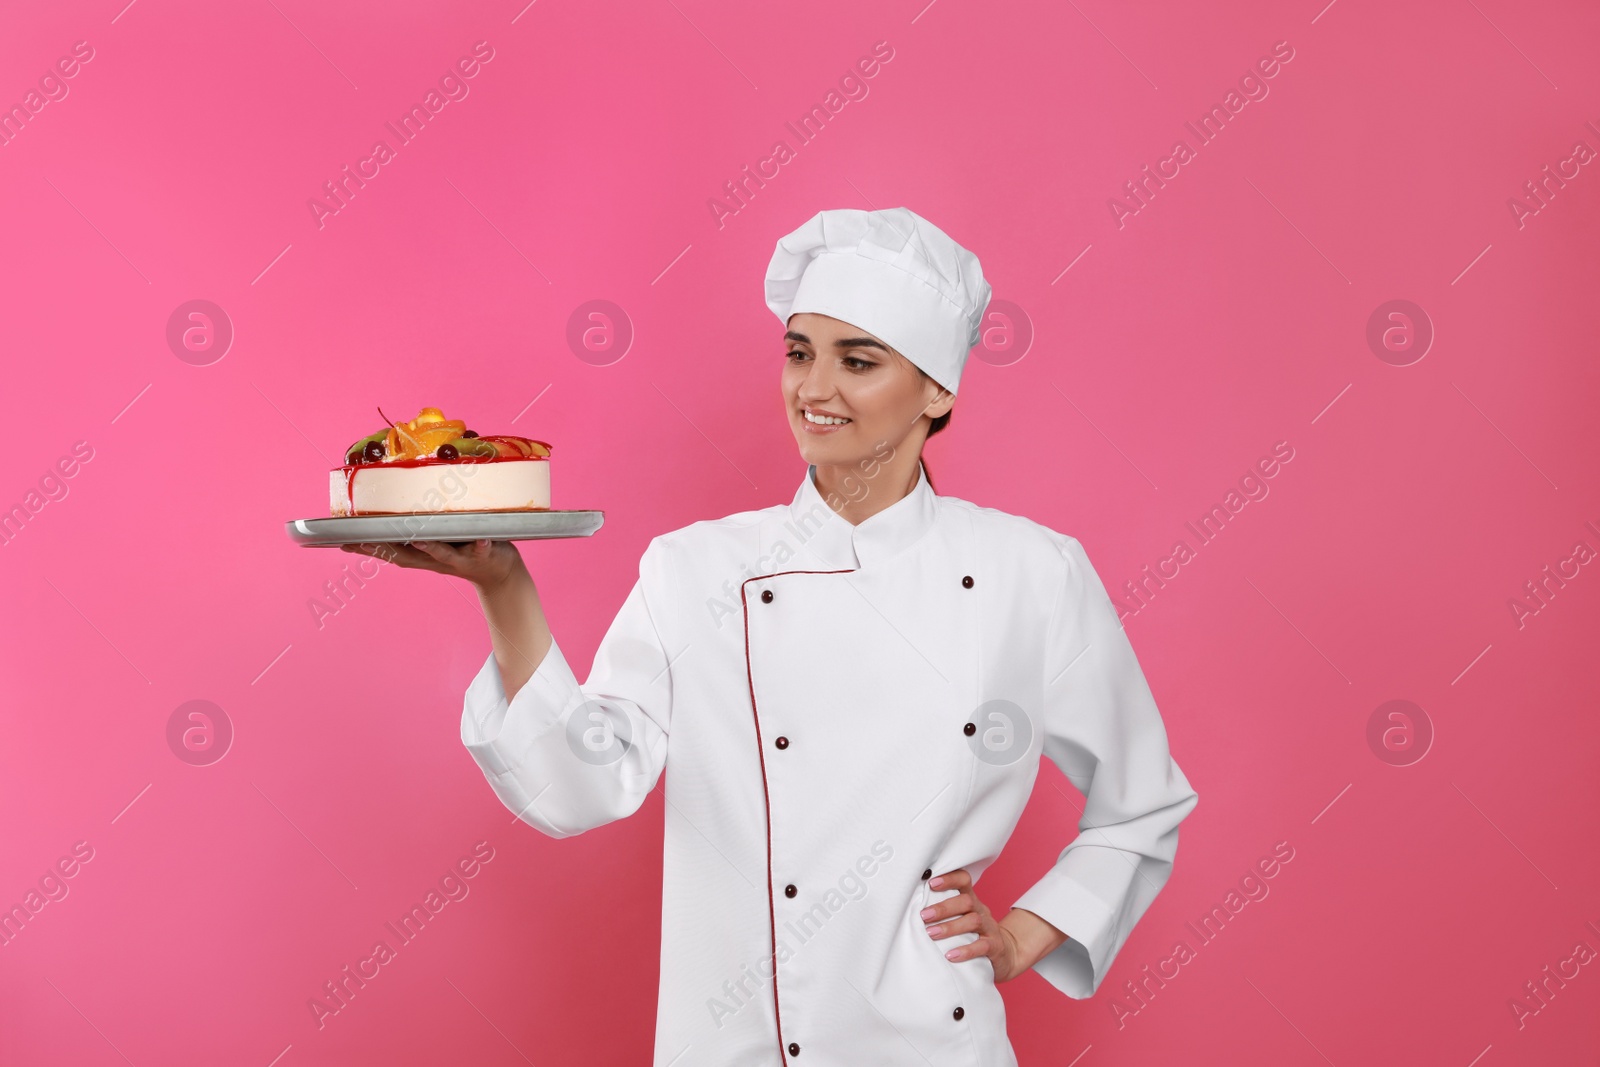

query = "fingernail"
[
  {"left": 929, "top": 877, "right": 943, "bottom": 888},
  {"left": 919, "top": 907, "right": 935, "bottom": 920},
  {"left": 945, "top": 949, "right": 960, "bottom": 960}
]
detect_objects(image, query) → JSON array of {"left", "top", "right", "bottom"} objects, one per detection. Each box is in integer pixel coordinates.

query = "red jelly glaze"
[{"left": 338, "top": 454, "right": 549, "bottom": 514}]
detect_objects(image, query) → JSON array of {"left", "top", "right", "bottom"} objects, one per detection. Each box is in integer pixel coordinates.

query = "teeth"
[{"left": 804, "top": 410, "right": 851, "bottom": 426}]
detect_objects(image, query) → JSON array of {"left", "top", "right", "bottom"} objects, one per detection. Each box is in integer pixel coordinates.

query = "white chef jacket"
[{"left": 460, "top": 460, "right": 1198, "bottom": 1067}]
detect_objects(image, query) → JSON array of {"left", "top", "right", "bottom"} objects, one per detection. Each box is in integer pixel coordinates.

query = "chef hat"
[{"left": 764, "top": 207, "right": 992, "bottom": 396}]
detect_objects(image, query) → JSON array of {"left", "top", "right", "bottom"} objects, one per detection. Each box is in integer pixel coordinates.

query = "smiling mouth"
[{"left": 803, "top": 410, "right": 852, "bottom": 426}]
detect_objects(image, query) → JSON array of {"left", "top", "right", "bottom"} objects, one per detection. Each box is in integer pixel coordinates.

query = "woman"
[{"left": 345, "top": 207, "right": 1198, "bottom": 1066}]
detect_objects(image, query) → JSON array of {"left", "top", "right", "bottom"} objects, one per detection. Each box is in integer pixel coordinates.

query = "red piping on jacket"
[{"left": 739, "top": 568, "right": 856, "bottom": 1067}]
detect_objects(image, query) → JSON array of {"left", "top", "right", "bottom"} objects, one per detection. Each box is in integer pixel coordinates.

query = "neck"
[{"left": 812, "top": 452, "right": 924, "bottom": 527}]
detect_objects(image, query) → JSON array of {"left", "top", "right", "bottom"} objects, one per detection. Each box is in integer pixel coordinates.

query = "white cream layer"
[{"left": 331, "top": 459, "right": 550, "bottom": 516}]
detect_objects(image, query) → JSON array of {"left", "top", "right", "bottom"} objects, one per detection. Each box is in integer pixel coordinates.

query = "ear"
[{"left": 923, "top": 378, "right": 955, "bottom": 420}]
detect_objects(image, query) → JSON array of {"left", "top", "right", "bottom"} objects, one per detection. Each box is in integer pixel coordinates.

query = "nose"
[{"left": 795, "top": 357, "right": 837, "bottom": 402}]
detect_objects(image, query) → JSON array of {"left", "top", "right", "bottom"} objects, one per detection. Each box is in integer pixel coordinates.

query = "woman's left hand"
[{"left": 920, "top": 868, "right": 1025, "bottom": 982}]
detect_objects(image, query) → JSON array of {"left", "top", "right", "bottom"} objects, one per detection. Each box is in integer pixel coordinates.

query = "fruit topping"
[
  {"left": 349, "top": 407, "right": 545, "bottom": 463},
  {"left": 385, "top": 425, "right": 412, "bottom": 459},
  {"left": 448, "top": 437, "right": 499, "bottom": 458},
  {"left": 415, "top": 426, "right": 465, "bottom": 455},
  {"left": 478, "top": 437, "right": 518, "bottom": 458},
  {"left": 479, "top": 435, "right": 552, "bottom": 458},
  {"left": 345, "top": 430, "right": 388, "bottom": 464}
]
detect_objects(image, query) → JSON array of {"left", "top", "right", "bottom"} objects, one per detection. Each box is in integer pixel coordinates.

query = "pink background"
[{"left": 3, "top": 0, "right": 1598, "bottom": 1063}]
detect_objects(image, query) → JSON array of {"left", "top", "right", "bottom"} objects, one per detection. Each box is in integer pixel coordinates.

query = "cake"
[{"left": 330, "top": 406, "right": 551, "bottom": 517}]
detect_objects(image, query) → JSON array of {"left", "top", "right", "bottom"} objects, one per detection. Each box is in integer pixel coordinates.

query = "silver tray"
[{"left": 285, "top": 510, "right": 604, "bottom": 547}]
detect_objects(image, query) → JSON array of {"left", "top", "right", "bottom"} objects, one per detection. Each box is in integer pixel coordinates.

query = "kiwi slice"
[{"left": 445, "top": 437, "right": 499, "bottom": 458}]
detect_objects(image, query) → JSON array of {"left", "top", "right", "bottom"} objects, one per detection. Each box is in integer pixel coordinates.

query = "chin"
[{"left": 793, "top": 433, "right": 864, "bottom": 469}]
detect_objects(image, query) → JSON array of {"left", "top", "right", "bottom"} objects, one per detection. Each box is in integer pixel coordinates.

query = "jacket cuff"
[
  {"left": 459, "top": 639, "right": 579, "bottom": 779},
  {"left": 1010, "top": 843, "right": 1148, "bottom": 999}
]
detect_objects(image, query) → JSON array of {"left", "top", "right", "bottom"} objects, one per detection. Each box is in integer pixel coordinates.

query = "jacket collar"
[{"left": 780, "top": 459, "right": 938, "bottom": 571}]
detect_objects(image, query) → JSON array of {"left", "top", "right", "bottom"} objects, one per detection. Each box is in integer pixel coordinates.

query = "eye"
[
  {"left": 785, "top": 348, "right": 809, "bottom": 361},
  {"left": 842, "top": 355, "right": 876, "bottom": 370}
]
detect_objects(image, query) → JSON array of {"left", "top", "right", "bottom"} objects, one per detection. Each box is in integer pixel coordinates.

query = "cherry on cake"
[{"left": 331, "top": 406, "right": 551, "bottom": 516}]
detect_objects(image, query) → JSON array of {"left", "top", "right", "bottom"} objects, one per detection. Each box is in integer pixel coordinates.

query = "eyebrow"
[{"left": 784, "top": 329, "right": 891, "bottom": 354}]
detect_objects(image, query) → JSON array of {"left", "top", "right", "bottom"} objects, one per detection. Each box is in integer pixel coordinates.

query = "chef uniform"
[{"left": 459, "top": 207, "right": 1199, "bottom": 1066}]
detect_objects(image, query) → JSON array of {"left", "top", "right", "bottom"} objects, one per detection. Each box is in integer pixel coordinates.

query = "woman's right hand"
[{"left": 341, "top": 538, "right": 525, "bottom": 590}]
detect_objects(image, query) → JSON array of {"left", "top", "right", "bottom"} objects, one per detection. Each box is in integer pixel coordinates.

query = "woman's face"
[{"left": 781, "top": 312, "right": 954, "bottom": 468}]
